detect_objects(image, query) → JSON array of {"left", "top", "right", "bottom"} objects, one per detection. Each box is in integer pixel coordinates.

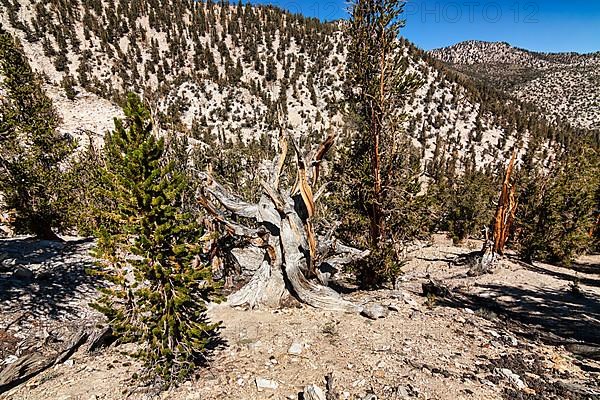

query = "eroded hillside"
[
  {"left": 0, "top": 0, "right": 589, "bottom": 173},
  {"left": 430, "top": 40, "right": 600, "bottom": 130}
]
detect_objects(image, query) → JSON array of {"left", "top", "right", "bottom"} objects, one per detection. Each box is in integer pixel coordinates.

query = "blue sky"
[{"left": 249, "top": 0, "right": 600, "bottom": 53}]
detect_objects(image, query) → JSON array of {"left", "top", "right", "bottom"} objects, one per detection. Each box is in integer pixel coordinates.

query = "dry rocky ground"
[{"left": 1, "top": 235, "right": 599, "bottom": 400}]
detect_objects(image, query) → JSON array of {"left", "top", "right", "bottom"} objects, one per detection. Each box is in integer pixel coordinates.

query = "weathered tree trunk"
[
  {"left": 492, "top": 151, "right": 518, "bottom": 255},
  {"left": 0, "top": 329, "right": 89, "bottom": 394},
  {"left": 199, "top": 132, "right": 371, "bottom": 314},
  {"left": 469, "top": 152, "right": 518, "bottom": 276}
]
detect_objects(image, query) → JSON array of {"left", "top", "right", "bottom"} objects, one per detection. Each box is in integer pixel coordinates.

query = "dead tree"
[
  {"left": 198, "top": 132, "right": 377, "bottom": 314},
  {"left": 469, "top": 152, "right": 518, "bottom": 275}
]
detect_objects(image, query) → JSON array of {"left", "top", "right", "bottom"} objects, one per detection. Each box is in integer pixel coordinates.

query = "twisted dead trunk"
[
  {"left": 469, "top": 151, "right": 518, "bottom": 276},
  {"left": 198, "top": 132, "right": 371, "bottom": 314}
]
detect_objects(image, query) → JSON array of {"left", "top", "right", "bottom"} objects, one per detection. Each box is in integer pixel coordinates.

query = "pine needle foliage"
[
  {"left": 336, "top": 0, "right": 422, "bottom": 287},
  {"left": 445, "top": 167, "right": 497, "bottom": 244},
  {"left": 514, "top": 145, "right": 599, "bottom": 265},
  {"left": 0, "top": 25, "right": 75, "bottom": 239},
  {"left": 91, "top": 93, "right": 220, "bottom": 387}
]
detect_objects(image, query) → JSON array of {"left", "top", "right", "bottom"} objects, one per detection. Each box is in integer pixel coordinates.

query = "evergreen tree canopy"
[
  {"left": 92, "top": 93, "right": 220, "bottom": 386},
  {"left": 515, "top": 145, "right": 599, "bottom": 265},
  {"left": 0, "top": 25, "right": 74, "bottom": 239},
  {"left": 334, "top": 0, "right": 422, "bottom": 287}
]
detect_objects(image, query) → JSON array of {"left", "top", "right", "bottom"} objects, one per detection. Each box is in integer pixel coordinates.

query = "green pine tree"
[
  {"left": 91, "top": 93, "right": 220, "bottom": 386},
  {"left": 514, "top": 145, "right": 599, "bottom": 265},
  {"left": 445, "top": 167, "right": 497, "bottom": 244},
  {"left": 334, "top": 0, "right": 422, "bottom": 287},
  {"left": 0, "top": 26, "right": 75, "bottom": 239}
]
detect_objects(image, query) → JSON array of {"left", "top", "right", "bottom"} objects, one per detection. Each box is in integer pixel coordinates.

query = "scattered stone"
[
  {"left": 396, "top": 386, "right": 411, "bottom": 398},
  {"left": 303, "top": 384, "right": 326, "bottom": 400},
  {"left": 288, "top": 342, "right": 303, "bottom": 355},
  {"left": 496, "top": 368, "right": 526, "bottom": 390},
  {"left": 502, "top": 335, "right": 518, "bottom": 347},
  {"left": 255, "top": 377, "right": 278, "bottom": 391},
  {"left": 422, "top": 279, "right": 451, "bottom": 298},
  {"left": 361, "top": 304, "right": 389, "bottom": 320}
]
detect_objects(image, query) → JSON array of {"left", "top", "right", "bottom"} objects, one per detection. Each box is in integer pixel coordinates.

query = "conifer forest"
[{"left": 0, "top": 0, "right": 599, "bottom": 399}]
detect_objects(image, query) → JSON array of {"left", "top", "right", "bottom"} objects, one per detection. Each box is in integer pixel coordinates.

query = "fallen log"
[{"left": 0, "top": 326, "right": 108, "bottom": 394}]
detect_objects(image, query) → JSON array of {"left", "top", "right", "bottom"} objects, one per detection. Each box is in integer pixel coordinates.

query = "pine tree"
[
  {"left": 445, "top": 167, "right": 497, "bottom": 244},
  {"left": 335, "top": 0, "right": 421, "bottom": 287},
  {"left": 91, "top": 93, "right": 220, "bottom": 386},
  {"left": 0, "top": 26, "right": 74, "bottom": 239},
  {"left": 514, "top": 145, "right": 599, "bottom": 265},
  {"left": 61, "top": 73, "right": 77, "bottom": 100}
]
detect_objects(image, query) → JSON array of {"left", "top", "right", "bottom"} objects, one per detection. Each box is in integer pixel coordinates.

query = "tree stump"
[{"left": 199, "top": 132, "right": 373, "bottom": 314}]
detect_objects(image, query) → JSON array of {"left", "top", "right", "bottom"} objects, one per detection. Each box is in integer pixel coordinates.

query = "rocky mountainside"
[
  {"left": 429, "top": 40, "right": 600, "bottom": 130},
  {"left": 0, "top": 0, "right": 592, "bottom": 173}
]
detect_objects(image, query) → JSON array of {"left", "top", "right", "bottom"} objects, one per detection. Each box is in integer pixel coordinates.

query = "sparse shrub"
[{"left": 61, "top": 73, "right": 77, "bottom": 100}]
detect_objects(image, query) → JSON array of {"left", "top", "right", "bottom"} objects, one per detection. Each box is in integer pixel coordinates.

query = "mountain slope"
[
  {"left": 429, "top": 40, "right": 600, "bottom": 130},
  {"left": 0, "top": 1, "right": 589, "bottom": 173}
]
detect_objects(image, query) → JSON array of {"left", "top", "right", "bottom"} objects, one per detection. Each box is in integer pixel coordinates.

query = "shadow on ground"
[
  {"left": 440, "top": 261, "right": 600, "bottom": 360},
  {"left": 516, "top": 259, "right": 600, "bottom": 288},
  {"left": 0, "top": 237, "right": 101, "bottom": 322}
]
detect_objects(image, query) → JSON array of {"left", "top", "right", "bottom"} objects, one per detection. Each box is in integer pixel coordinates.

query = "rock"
[
  {"left": 3, "top": 355, "right": 18, "bottom": 365},
  {"left": 0, "top": 257, "right": 16, "bottom": 271},
  {"left": 361, "top": 304, "right": 389, "bottom": 320},
  {"left": 502, "top": 335, "right": 518, "bottom": 347},
  {"left": 496, "top": 368, "right": 526, "bottom": 390},
  {"left": 255, "top": 377, "right": 279, "bottom": 391},
  {"left": 388, "top": 303, "right": 401, "bottom": 312},
  {"left": 396, "top": 386, "right": 410, "bottom": 398},
  {"left": 13, "top": 266, "right": 33, "bottom": 280},
  {"left": 400, "top": 292, "right": 419, "bottom": 308},
  {"left": 303, "top": 384, "right": 326, "bottom": 400},
  {"left": 422, "top": 279, "right": 451, "bottom": 298},
  {"left": 362, "top": 394, "right": 377, "bottom": 400},
  {"left": 246, "top": 340, "right": 261, "bottom": 352},
  {"left": 288, "top": 342, "right": 303, "bottom": 355},
  {"left": 485, "top": 329, "right": 500, "bottom": 338}
]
